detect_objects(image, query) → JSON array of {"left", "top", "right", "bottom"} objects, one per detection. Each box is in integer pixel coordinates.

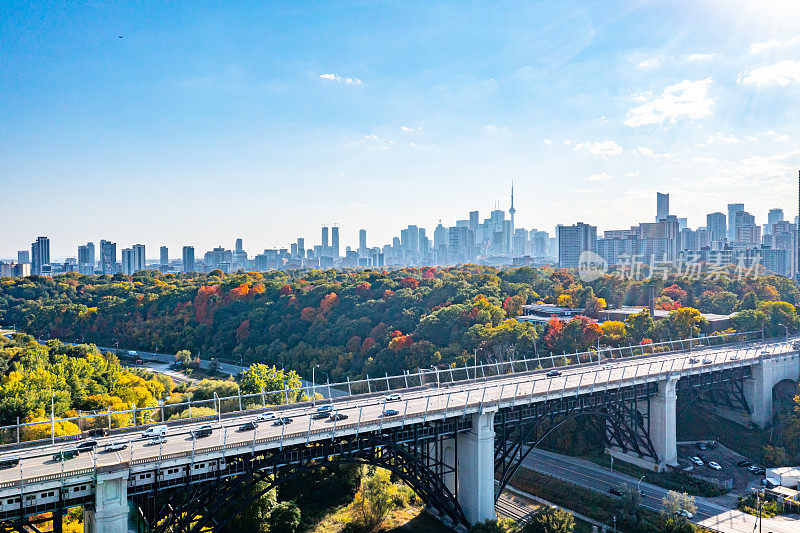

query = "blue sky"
[{"left": 3, "top": 1, "right": 800, "bottom": 258}]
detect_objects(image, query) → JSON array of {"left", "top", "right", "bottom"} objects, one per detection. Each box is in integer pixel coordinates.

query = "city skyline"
[{"left": 3, "top": 2, "right": 800, "bottom": 257}]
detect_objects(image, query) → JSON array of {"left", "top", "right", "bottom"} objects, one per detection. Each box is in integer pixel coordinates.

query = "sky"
[{"left": 3, "top": 0, "right": 800, "bottom": 259}]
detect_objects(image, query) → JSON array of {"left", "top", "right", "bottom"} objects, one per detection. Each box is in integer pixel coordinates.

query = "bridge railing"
[
  {"left": 0, "top": 329, "right": 778, "bottom": 450},
  {"left": 2, "top": 338, "right": 797, "bottom": 490}
]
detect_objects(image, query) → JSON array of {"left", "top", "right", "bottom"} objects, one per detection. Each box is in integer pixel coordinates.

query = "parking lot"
[{"left": 677, "top": 441, "right": 765, "bottom": 494}]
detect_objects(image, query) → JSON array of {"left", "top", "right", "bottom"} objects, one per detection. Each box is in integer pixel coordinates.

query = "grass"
[
  {"left": 586, "top": 453, "right": 725, "bottom": 497},
  {"left": 308, "top": 505, "right": 453, "bottom": 533}
]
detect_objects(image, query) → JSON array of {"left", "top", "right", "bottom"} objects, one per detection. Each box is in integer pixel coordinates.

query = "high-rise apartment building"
[
  {"left": 17, "top": 250, "right": 29, "bottom": 264},
  {"left": 358, "top": 229, "right": 367, "bottom": 256},
  {"left": 296, "top": 238, "right": 305, "bottom": 259},
  {"left": 656, "top": 192, "right": 669, "bottom": 221},
  {"left": 121, "top": 248, "right": 133, "bottom": 275},
  {"left": 321, "top": 226, "right": 329, "bottom": 254},
  {"left": 706, "top": 212, "right": 727, "bottom": 242},
  {"left": 331, "top": 226, "right": 340, "bottom": 259},
  {"left": 235, "top": 238, "right": 243, "bottom": 254},
  {"left": 78, "top": 242, "right": 96, "bottom": 274},
  {"left": 100, "top": 240, "right": 117, "bottom": 275},
  {"left": 557, "top": 222, "right": 597, "bottom": 268},
  {"left": 160, "top": 246, "right": 169, "bottom": 267},
  {"left": 469, "top": 211, "right": 479, "bottom": 232},
  {"left": 727, "top": 203, "right": 744, "bottom": 241},
  {"left": 30, "top": 236, "right": 50, "bottom": 276},
  {"left": 766, "top": 208, "right": 784, "bottom": 235},
  {"left": 182, "top": 246, "right": 195, "bottom": 272},
  {"left": 132, "top": 244, "right": 146, "bottom": 272}
]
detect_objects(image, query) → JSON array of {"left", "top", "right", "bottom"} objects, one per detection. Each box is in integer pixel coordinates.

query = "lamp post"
[
  {"left": 312, "top": 365, "right": 319, "bottom": 406},
  {"left": 51, "top": 392, "right": 55, "bottom": 444},
  {"left": 637, "top": 475, "right": 645, "bottom": 495},
  {"left": 782, "top": 323, "right": 789, "bottom": 343}
]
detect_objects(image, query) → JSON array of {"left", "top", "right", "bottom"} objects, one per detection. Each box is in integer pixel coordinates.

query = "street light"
[
  {"left": 312, "top": 365, "right": 320, "bottom": 406},
  {"left": 781, "top": 323, "right": 789, "bottom": 342},
  {"left": 637, "top": 475, "right": 645, "bottom": 494}
]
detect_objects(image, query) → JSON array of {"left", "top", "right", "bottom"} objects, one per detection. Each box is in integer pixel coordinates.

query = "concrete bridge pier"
[
  {"left": 84, "top": 470, "right": 129, "bottom": 533},
  {"left": 457, "top": 411, "right": 496, "bottom": 525},
  {"left": 745, "top": 355, "right": 800, "bottom": 428},
  {"left": 649, "top": 377, "right": 678, "bottom": 469}
]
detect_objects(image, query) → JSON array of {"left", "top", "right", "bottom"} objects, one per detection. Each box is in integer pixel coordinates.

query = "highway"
[
  {"left": 0, "top": 339, "right": 797, "bottom": 493},
  {"left": 518, "top": 449, "right": 800, "bottom": 533}
]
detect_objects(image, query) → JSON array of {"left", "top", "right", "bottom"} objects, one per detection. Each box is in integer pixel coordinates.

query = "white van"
[{"left": 142, "top": 425, "right": 168, "bottom": 438}]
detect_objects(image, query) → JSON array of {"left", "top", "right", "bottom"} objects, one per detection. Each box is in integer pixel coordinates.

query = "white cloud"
[
  {"left": 625, "top": 171, "right": 640, "bottom": 178},
  {"left": 543, "top": 139, "right": 552, "bottom": 144},
  {"left": 573, "top": 140, "right": 623, "bottom": 156},
  {"left": 705, "top": 132, "right": 741, "bottom": 144},
  {"left": 638, "top": 58, "right": 659, "bottom": 68},
  {"left": 346, "top": 201, "right": 367, "bottom": 209},
  {"left": 687, "top": 53, "right": 715, "bottom": 62},
  {"left": 319, "top": 73, "right": 362, "bottom": 85},
  {"left": 766, "top": 130, "right": 789, "bottom": 142},
  {"left": 738, "top": 60, "right": 800, "bottom": 87},
  {"left": 636, "top": 146, "right": 675, "bottom": 158},
  {"left": 349, "top": 134, "right": 394, "bottom": 151},
  {"left": 624, "top": 78, "right": 715, "bottom": 127},
  {"left": 400, "top": 126, "right": 422, "bottom": 133},
  {"left": 749, "top": 35, "right": 800, "bottom": 54},
  {"left": 562, "top": 139, "right": 575, "bottom": 146},
  {"left": 484, "top": 125, "right": 509, "bottom": 134},
  {"left": 583, "top": 172, "right": 614, "bottom": 182}
]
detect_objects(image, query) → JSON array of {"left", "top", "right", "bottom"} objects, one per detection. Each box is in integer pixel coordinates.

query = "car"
[
  {"left": 85, "top": 428, "right": 108, "bottom": 438},
  {"left": 238, "top": 421, "right": 258, "bottom": 431},
  {"left": 273, "top": 417, "right": 293, "bottom": 426},
  {"left": 192, "top": 425, "right": 213, "bottom": 438},
  {"left": 609, "top": 487, "right": 623, "bottom": 496},
  {"left": 600, "top": 363, "right": 614, "bottom": 370},
  {"left": 315, "top": 405, "right": 333, "bottom": 413},
  {"left": 760, "top": 349, "right": 769, "bottom": 355},
  {"left": 696, "top": 442, "right": 707, "bottom": 450},
  {"left": 76, "top": 440, "right": 98, "bottom": 452},
  {"left": 747, "top": 465, "right": 761, "bottom": 473},
  {"left": 546, "top": 370, "right": 561, "bottom": 377},
  {"left": 676, "top": 509, "right": 694, "bottom": 519},
  {"left": 708, "top": 461, "right": 722, "bottom": 470},
  {"left": 329, "top": 413, "right": 348, "bottom": 421},
  {"left": 0, "top": 456, "right": 20, "bottom": 469},
  {"left": 729, "top": 354, "right": 739, "bottom": 360},
  {"left": 53, "top": 449, "right": 79, "bottom": 462},
  {"left": 104, "top": 441, "right": 127, "bottom": 452},
  {"left": 382, "top": 409, "right": 400, "bottom": 417},
  {"left": 702, "top": 359, "right": 713, "bottom": 364},
  {"left": 385, "top": 393, "right": 402, "bottom": 401},
  {"left": 737, "top": 460, "right": 753, "bottom": 467},
  {"left": 147, "top": 435, "right": 167, "bottom": 445},
  {"left": 256, "top": 412, "right": 276, "bottom": 421},
  {"left": 142, "top": 425, "right": 168, "bottom": 438},
  {"left": 311, "top": 412, "right": 330, "bottom": 420},
  {"left": 690, "top": 456, "right": 704, "bottom": 466},
  {"left": 751, "top": 467, "right": 765, "bottom": 475},
  {"left": 688, "top": 358, "right": 698, "bottom": 364}
]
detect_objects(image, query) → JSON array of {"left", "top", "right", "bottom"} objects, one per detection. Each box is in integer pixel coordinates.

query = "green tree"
[
  {"left": 666, "top": 308, "right": 706, "bottom": 338},
  {"left": 625, "top": 310, "right": 654, "bottom": 343},
  {"left": 239, "top": 364, "right": 302, "bottom": 404},
  {"left": 661, "top": 491, "right": 696, "bottom": 531},
  {"left": 470, "top": 517, "right": 520, "bottom": 533},
  {"left": 352, "top": 468, "right": 396, "bottom": 528},
  {"left": 267, "top": 501, "right": 302, "bottom": 533},
  {"left": 522, "top": 507, "right": 574, "bottom": 533},
  {"left": 176, "top": 350, "right": 191, "bottom": 365},
  {"left": 732, "top": 309, "right": 766, "bottom": 333}
]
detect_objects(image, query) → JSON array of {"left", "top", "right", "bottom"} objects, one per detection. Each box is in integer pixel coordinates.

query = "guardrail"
[
  {"left": 0, "top": 330, "right": 777, "bottom": 450},
  {"left": 2, "top": 339, "right": 797, "bottom": 491}
]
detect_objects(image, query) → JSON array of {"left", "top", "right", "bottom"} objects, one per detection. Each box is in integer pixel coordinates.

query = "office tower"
[
  {"left": 656, "top": 192, "right": 669, "bottom": 221},
  {"left": 331, "top": 226, "right": 340, "bottom": 259},
  {"left": 235, "top": 238, "right": 243, "bottom": 254},
  {"left": 297, "top": 238, "right": 305, "bottom": 259},
  {"left": 321, "top": 226, "right": 329, "bottom": 252},
  {"left": 17, "top": 250, "right": 29, "bottom": 264},
  {"left": 30, "top": 236, "right": 50, "bottom": 276},
  {"left": 706, "top": 212, "right": 727, "bottom": 242},
  {"left": 182, "top": 246, "right": 195, "bottom": 272},
  {"left": 121, "top": 248, "right": 133, "bottom": 275},
  {"left": 678, "top": 218, "right": 687, "bottom": 231},
  {"left": 766, "top": 208, "right": 784, "bottom": 235},
  {"left": 469, "top": 211, "right": 479, "bottom": 232},
  {"left": 78, "top": 243, "right": 95, "bottom": 274},
  {"left": 290, "top": 243, "right": 298, "bottom": 257},
  {"left": 160, "top": 246, "right": 169, "bottom": 267},
  {"left": 100, "top": 240, "right": 116, "bottom": 275},
  {"left": 131, "top": 244, "right": 145, "bottom": 273},
  {"left": 727, "top": 203, "right": 744, "bottom": 241},
  {"left": 358, "top": 229, "right": 367, "bottom": 255},
  {"left": 557, "top": 222, "right": 597, "bottom": 268}
]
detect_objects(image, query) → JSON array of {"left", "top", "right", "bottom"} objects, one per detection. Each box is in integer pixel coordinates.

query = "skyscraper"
[
  {"left": 509, "top": 183, "right": 516, "bottom": 247},
  {"left": 656, "top": 192, "right": 669, "bottom": 221},
  {"left": 557, "top": 223, "right": 597, "bottom": 268},
  {"left": 78, "top": 242, "right": 95, "bottom": 274},
  {"left": 121, "top": 248, "right": 133, "bottom": 275},
  {"left": 727, "top": 203, "right": 744, "bottom": 241},
  {"left": 296, "top": 238, "right": 305, "bottom": 259},
  {"left": 235, "top": 238, "right": 243, "bottom": 254},
  {"left": 160, "top": 246, "right": 169, "bottom": 267},
  {"left": 132, "top": 244, "right": 146, "bottom": 272},
  {"left": 469, "top": 211, "right": 479, "bottom": 232},
  {"left": 331, "top": 226, "right": 340, "bottom": 259},
  {"left": 100, "top": 240, "right": 116, "bottom": 275},
  {"left": 182, "top": 246, "right": 195, "bottom": 272},
  {"left": 358, "top": 229, "right": 367, "bottom": 256},
  {"left": 767, "top": 208, "right": 784, "bottom": 235},
  {"left": 321, "top": 226, "right": 329, "bottom": 256},
  {"left": 30, "top": 236, "right": 50, "bottom": 276},
  {"left": 706, "top": 212, "right": 726, "bottom": 242},
  {"left": 17, "top": 250, "right": 29, "bottom": 264}
]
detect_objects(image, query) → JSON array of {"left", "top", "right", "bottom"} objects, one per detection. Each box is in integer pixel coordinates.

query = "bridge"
[{"left": 0, "top": 334, "right": 798, "bottom": 532}]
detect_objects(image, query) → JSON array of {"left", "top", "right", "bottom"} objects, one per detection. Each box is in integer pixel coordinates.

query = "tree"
[
  {"left": 267, "top": 501, "right": 302, "bottom": 533},
  {"left": 732, "top": 309, "right": 766, "bottom": 333},
  {"left": 661, "top": 491, "right": 696, "bottom": 527},
  {"left": 176, "top": 350, "right": 191, "bottom": 366},
  {"left": 239, "top": 364, "right": 302, "bottom": 404},
  {"left": 625, "top": 310, "right": 654, "bottom": 343},
  {"left": 470, "top": 517, "right": 520, "bottom": 533},
  {"left": 522, "top": 507, "right": 574, "bottom": 533},
  {"left": 352, "top": 468, "right": 396, "bottom": 528},
  {"left": 666, "top": 307, "right": 706, "bottom": 338},
  {"left": 601, "top": 321, "right": 627, "bottom": 346}
]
